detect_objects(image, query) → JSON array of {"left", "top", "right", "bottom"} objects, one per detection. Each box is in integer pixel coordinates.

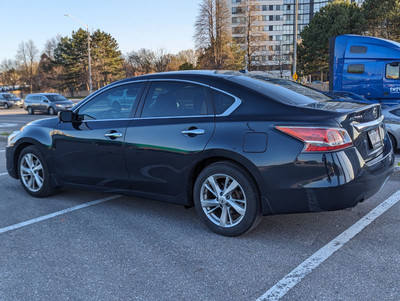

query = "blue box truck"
[{"left": 329, "top": 34, "right": 400, "bottom": 105}]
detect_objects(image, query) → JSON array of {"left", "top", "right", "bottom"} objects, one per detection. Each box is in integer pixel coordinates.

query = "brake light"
[{"left": 276, "top": 126, "right": 353, "bottom": 152}]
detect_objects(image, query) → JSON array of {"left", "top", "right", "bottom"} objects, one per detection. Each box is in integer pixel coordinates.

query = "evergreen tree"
[{"left": 298, "top": 0, "right": 366, "bottom": 77}]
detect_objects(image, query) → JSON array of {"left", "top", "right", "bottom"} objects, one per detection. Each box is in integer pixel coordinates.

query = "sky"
[{"left": 0, "top": 0, "right": 202, "bottom": 61}]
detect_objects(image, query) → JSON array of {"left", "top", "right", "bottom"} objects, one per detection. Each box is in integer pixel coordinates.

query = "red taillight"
[{"left": 276, "top": 126, "right": 353, "bottom": 152}]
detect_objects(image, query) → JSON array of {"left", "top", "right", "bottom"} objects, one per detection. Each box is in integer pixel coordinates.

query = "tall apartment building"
[{"left": 227, "top": 0, "right": 365, "bottom": 77}]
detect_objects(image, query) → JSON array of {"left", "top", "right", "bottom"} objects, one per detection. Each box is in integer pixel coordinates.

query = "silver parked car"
[
  {"left": 0, "top": 92, "right": 23, "bottom": 109},
  {"left": 382, "top": 105, "right": 400, "bottom": 150},
  {"left": 24, "top": 93, "right": 74, "bottom": 115}
]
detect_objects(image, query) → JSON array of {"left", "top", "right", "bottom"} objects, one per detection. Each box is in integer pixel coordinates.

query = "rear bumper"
[{"left": 261, "top": 143, "right": 394, "bottom": 215}]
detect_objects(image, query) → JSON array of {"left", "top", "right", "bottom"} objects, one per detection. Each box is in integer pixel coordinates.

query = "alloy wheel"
[
  {"left": 20, "top": 153, "right": 44, "bottom": 192},
  {"left": 200, "top": 173, "right": 247, "bottom": 228}
]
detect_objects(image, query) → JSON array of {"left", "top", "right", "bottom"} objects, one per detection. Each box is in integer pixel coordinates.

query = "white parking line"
[
  {"left": 257, "top": 189, "right": 400, "bottom": 301},
  {"left": 0, "top": 172, "right": 7, "bottom": 176},
  {"left": 0, "top": 195, "right": 120, "bottom": 235},
  {"left": 0, "top": 150, "right": 5, "bottom": 153}
]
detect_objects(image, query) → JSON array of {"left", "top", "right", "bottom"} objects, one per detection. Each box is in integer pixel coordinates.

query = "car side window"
[
  {"left": 211, "top": 90, "right": 235, "bottom": 115},
  {"left": 141, "top": 81, "right": 208, "bottom": 117},
  {"left": 78, "top": 83, "right": 143, "bottom": 121}
]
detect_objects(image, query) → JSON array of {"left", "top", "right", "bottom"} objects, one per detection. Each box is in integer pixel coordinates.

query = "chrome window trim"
[
  {"left": 209, "top": 87, "right": 242, "bottom": 117},
  {"left": 80, "top": 115, "right": 215, "bottom": 123},
  {"left": 74, "top": 78, "right": 242, "bottom": 121}
]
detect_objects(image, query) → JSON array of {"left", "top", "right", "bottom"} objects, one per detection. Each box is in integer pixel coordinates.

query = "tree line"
[
  {"left": 0, "top": 30, "right": 202, "bottom": 95},
  {"left": 1, "top": 0, "right": 399, "bottom": 93}
]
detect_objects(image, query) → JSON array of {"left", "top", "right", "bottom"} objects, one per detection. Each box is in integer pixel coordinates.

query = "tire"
[
  {"left": 48, "top": 107, "right": 56, "bottom": 115},
  {"left": 27, "top": 107, "right": 34, "bottom": 115},
  {"left": 4, "top": 103, "right": 9, "bottom": 109},
  {"left": 193, "top": 161, "right": 261, "bottom": 236},
  {"left": 389, "top": 133, "right": 397, "bottom": 150},
  {"left": 18, "top": 146, "right": 54, "bottom": 197}
]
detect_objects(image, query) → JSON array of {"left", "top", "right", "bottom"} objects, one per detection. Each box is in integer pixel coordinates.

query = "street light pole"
[
  {"left": 293, "top": 0, "right": 298, "bottom": 81},
  {"left": 64, "top": 14, "right": 93, "bottom": 94}
]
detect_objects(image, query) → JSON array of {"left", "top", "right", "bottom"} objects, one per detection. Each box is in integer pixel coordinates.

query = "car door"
[
  {"left": 51, "top": 81, "right": 145, "bottom": 189},
  {"left": 124, "top": 80, "right": 215, "bottom": 196}
]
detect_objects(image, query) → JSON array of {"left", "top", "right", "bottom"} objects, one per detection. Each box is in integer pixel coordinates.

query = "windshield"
[
  {"left": 2, "top": 93, "right": 19, "bottom": 100},
  {"left": 45, "top": 94, "right": 68, "bottom": 102}
]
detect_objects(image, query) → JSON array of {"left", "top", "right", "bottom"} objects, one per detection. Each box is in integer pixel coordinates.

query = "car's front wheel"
[
  {"left": 48, "top": 107, "right": 56, "bottom": 115},
  {"left": 27, "top": 107, "right": 34, "bottom": 115},
  {"left": 18, "top": 146, "right": 54, "bottom": 197},
  {"left": 194, "top": 161, "right": 261, "bottom": 236},
  {"left": 4, "top": 103, "right": 9, "bottom": 109}
]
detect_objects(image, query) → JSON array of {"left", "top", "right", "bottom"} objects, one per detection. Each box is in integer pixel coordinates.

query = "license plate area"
[{"left": 368, "top": 128, "right": 382, "bottom": 149}]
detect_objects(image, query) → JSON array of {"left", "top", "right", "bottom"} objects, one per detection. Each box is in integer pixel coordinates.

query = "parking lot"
[{"left": 0, "top": 108, "right": 399, "bottom": 301}]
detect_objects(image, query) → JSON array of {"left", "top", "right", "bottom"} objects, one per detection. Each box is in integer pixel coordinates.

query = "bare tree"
[
  {"left": 16, "top": 40, "right": 39, "bottom": 93},
  {"left": 235, "top": 0, "right": 268, "bottom": 71},
  {"left": 0, "top": 59, "right": 20, "bottom": 88},
  {"left": 126, "top": 49, "right": 155, "bottom": 75},
  {"left": 43, "top": 35, "right": 62, "bottom": 60},
  {"left": 176, "top": 49, "right": 199, "bottom": 67},
  {"left": 153, "top": 48, "right": 171, "bottom": 72},
  {"left": 194, "top": 0, "right": 231, "bottom": 69}
]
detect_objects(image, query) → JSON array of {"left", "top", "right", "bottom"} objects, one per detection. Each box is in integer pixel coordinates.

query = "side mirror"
[{"left": 59, "top": 110, "right": 75, "bottom": 122}]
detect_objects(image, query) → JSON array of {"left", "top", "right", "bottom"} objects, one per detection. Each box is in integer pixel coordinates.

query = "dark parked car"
[
  {"left": 0, "top": 92, "right": 23, "bottom": 109},
  {"left": 24, "top": 93, "right": 74, "bottom": 115},
  {"left": 6, "top": 71, "right": 394, "bottom": 236}
]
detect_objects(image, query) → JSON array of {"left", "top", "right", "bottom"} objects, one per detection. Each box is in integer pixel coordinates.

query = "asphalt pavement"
[{"left": 0, "top": 108, "right": 399, "bottom": 301}]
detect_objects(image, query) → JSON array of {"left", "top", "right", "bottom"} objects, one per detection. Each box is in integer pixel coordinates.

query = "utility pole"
[
  {"left": 64, "top": 14, "right": 93, "bottom": 94},
  {"left": 293, "top": 0, "right": 298, "bottom": 81}
]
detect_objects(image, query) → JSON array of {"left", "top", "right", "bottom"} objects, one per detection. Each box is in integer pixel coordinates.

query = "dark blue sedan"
[{"left": 6, "top": 71, "right": 394, "bottom": 236}]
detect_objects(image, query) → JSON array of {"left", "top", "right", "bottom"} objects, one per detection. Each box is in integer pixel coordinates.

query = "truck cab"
[{"left": 330, "top": 34, "right": 400, "bottom": 105}]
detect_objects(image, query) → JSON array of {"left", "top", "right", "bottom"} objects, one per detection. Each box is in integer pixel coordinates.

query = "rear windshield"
[
  {"left": 45, "top": 94, "right": 68, "bottom": 102},
  {"left": 228, "top": 74, "right": 333, "bottom": 105}
]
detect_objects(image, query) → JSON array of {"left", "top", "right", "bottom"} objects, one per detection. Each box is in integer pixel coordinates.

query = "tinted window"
[
  {"left": 141, "top": 82, "right": 207, "bottom": 117},
  {"left": 45, "top": 94, "right": 68, "bottom": 102},
  {"left": 231, "top": 75, "right": 332, "bottom": 104},
  {"left": 347, "top": 64, "right": 365, "bottom": 74},
  {"left": 350, "top": 46, "right": 367, "bottom": 54},
  {"left": 78, "top": 83, "right": 142, "bottom": 120},
  {"left": 386, "top": 63, "right": 400, "bottom": 80},
  {"left": 2, "top": 93, "right": 18, "bottom": 100},
  {"left": 390, "top": 109, "right": 400, "bottom": 117},
  {"left": 212, "top": 90, "right": 235, "bottom": 114}
]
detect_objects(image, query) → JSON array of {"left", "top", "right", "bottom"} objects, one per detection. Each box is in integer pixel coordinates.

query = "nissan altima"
[{"left": 6, "top": 71, "right": 394, "bottom": 236}]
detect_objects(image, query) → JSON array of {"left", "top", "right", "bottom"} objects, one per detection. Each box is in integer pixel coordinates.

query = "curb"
[{"left": 0, "top": 132, "right": 11, "bottom": 142}]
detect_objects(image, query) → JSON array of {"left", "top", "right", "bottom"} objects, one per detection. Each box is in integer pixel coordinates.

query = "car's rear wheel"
[
  {"left": 18, "top": 146, "right": 54, "bottom": 197},
  {"left": 4, "top": 103, "right": 9, "bottom": 109},
  {"left": 27, "top": 107, "right": 34, "bottom": 115},
  {"left": 48, "top": 107, "right": 56, "bottom": 115},
  {"left": 194, "top": 161, "right": 261, "bottom": 236}
]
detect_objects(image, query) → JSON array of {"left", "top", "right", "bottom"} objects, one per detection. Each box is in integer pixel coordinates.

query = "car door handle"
[
  {"left": 181, "top": 129, "right": 205, "bottom": 136},
  {"left": 105, "top": 132, "right": 123, "bottom": 139}
]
